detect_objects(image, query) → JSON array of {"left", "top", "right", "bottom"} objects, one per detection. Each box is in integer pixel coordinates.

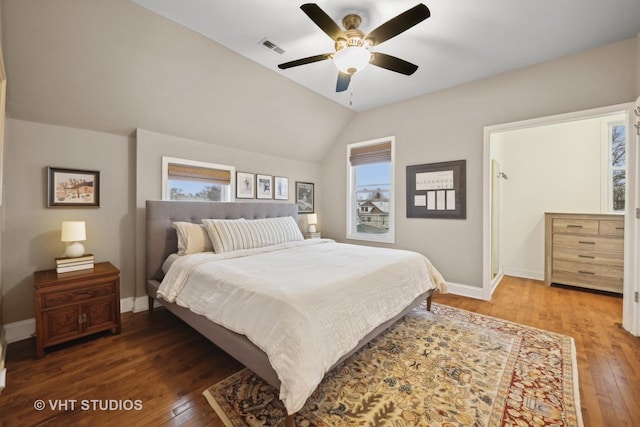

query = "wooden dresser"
[
  {"left": 34, "top": 262, "right": 121, "bottom": 357},
  {"left": 544, "top": 213, "right": 624, "bottom": 293}
]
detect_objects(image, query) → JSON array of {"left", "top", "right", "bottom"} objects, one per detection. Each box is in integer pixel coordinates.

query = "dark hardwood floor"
[{"left": 0, "top": 276, "right": 638, "bottom": 426}]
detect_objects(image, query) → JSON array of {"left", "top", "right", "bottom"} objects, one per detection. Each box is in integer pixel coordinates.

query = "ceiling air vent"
[{"left": 259, "top": 38, "right": 286, "bottom": 55}]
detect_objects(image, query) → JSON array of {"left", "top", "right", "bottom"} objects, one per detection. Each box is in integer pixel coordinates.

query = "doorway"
[{"left": 482, "top": 102, "right": 638, "bottom": 336}]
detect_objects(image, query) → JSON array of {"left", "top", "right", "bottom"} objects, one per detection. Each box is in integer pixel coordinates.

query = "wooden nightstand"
[
  {"left": 34, "top": 261, "right": 121, "bottom": 358},
  {"left": 303, "top": 232, "right": 321, "bottom": 239}
]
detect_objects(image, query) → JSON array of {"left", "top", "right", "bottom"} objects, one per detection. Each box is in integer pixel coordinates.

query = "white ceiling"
[{"left": 133, "top": 0, "right": 640, "bottom": 112}]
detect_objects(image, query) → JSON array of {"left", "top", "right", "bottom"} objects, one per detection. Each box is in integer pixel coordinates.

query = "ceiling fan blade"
[
  {"left": 370, "top": 52, "right": 418, "bottom": 75},
  {"left": 300, "top": 3, "right": 347, "bottom": 42},
  {"left": 278, "top": 53, "right": 332, "bottom": 70},
  {"left": 365, "top": 3, "right": 430, "bottom": 46},
  {"left": 336, "top": 71, "right": 351, "bottom": 92}
]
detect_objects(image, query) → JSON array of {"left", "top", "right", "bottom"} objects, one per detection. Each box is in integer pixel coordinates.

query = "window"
[
  {"left": 607, "top": 122, "right": 626, "bottom": 212},
  {"left": 347, "top": 137, "right": 394, "bottom": 243},
  {"left": 161, "top": 156, "right": 235, "bottom": 202}
]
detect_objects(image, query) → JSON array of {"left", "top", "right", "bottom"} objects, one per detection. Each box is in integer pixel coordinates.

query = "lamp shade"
[
  {"left": 307, "top": 213, "right": 318, "bottom": 233},
  {"left": 61, "top": 221, "right": 86, "bottom": 242}
]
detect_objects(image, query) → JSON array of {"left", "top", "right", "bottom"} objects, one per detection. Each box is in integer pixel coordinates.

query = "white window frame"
[
  {"left": 161, "top": 156, "right": 235, "bottom": 202},
  {"left": 600, "top": 120, "right": 627, "bottom": 212},
  {"left": 346, "top": 136, "right": 395, "bottom": 244}
]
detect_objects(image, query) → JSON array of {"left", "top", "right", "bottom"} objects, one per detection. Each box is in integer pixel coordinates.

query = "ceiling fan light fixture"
[{"left": 333, "top": 46, "right": 370, "bottom": 74}]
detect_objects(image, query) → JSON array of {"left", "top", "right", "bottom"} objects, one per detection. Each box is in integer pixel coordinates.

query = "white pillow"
[
  {"left": 172, "top": 222, "right": 214, "bottom": 255},
  {"left": 202, "top": 216, "right": 303, "bottom": 253}
]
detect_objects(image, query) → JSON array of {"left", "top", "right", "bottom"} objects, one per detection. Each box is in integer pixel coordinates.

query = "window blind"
[
  {"left": 167, "top": 163, "right": 231, "bottom": 185},
  {"left": 349, "top": 141, "right": 392, "bottom": 166}
]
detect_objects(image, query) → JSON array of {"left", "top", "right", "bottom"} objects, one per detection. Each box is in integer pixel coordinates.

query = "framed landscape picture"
[
  {"left": 296, "top": 181, "right": 314, "bottom": 213},
  {"left": 47, "top": 167, "right": 100, "bottom": 207}
]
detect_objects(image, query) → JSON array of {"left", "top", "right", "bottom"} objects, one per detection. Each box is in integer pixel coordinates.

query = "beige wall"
[
  {"left": 135, "top": 129, "right": 322, "bottom": 301},
  {"left": 0, "top": 4, "right": 4, "bottom": 329},
  {"left": 2, "top": 119, "right": 135, "bottom": 323},
  {"left": 320, "top": 38, "right": 639, "bottom": 288},
  {"left": 0, "top": 0, "right": 352, "bottom": 163}
]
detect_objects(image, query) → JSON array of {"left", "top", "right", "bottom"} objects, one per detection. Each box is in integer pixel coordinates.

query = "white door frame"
[{"left": 482, "top": 102, "right": 638, "bottom": 336}]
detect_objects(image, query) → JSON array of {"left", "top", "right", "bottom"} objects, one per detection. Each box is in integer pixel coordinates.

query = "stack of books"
[{"left": 56, "top": 254, "right": 95, "bottom": 273}]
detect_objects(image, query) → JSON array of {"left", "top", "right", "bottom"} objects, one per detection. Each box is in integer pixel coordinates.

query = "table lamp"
[
  {"left": 307, "top": 213, "right": 318, "bottom": 233},
  {"left": 61, "top": 221, "right": 86, "bottom": 258}
]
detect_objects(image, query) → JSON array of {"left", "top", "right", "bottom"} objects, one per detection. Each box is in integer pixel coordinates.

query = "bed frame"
[{"left": 145, "top": 200, "right": 433, "bottom": 426}]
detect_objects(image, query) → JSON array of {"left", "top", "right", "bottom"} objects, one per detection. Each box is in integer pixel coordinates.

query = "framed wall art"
[
  {"left": 236, "top": 172, "right": 255, "bottom": 199},
  {"left": 274, "top": 176, "right": 289, "bottom": 200},
  {"left": 47, "top": 167, "right": 100, "bottom": 207},
  {"left": 296, "top": 181, "right": 314, "bottom": 213},
  {"left": 256, "top": 174, "right": 273, "bottom": 199},
  {"left": 406, "top": 160, "right": 466, "bottom": 219}
]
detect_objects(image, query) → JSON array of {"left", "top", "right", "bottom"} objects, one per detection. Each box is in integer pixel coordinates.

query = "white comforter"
[{"left": 157, "top": 239, "right": 446, "bottom": 414}]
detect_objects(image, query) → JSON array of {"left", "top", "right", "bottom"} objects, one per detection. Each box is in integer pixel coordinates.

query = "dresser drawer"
[
  {"left": 599, "top": 220, "right": 624, "bottom": 236},
  {"left": 552, "top": 218, "right": 599, "bottom": 235},
  {"left": 552, "top": 260, "right": 623, "bottom": 291},
  {"left": 42, "top": 283, "right": 115, "bottom": 309},
  {"left": 552, "top": 246, "right": 624, "bottom": 267},
  {"left": 552, "top": 234, "right": 623, "bottom": 254}
]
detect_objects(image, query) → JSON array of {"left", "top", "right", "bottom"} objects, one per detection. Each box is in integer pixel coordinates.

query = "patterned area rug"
[{"left": 203, "top": 303, "right": 582, "bottom": 426}]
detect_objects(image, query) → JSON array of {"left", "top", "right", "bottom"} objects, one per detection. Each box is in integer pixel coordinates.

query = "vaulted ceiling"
[
  {"left": 2, "top": 0, "right": 639, "bottom": 164},
  {"left": 132, "top": 0, "right": 640, "bottom": 111}
]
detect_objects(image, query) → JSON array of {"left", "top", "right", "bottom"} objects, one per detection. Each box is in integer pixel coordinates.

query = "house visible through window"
[
  {"left": 608, "top": 122, "right": 626, "bottom": 212},
  {"left": 162, "top": 156, "right": 235, "bottom": 202},
  {"left": 347, "top": 137, "right": 394, "bottom": 243}
]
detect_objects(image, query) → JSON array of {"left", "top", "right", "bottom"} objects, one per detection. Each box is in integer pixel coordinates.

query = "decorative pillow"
[
  {"left": 202, "top": 216, "right": 303, "bottom": 253},
  {"left": 172, "top": 222, "right": 214, "bottom": 255}
]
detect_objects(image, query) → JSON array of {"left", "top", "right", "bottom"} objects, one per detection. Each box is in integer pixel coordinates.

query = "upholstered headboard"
[{"left": 145, "top": 200, "right": 299, "bottom": 283}]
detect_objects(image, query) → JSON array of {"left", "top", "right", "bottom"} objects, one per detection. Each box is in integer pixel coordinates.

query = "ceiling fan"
[{"left": 278, "top": 3, "right": 431, "bottom": 92}]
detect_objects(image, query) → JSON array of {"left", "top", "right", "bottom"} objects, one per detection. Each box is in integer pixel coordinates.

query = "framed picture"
[
  {"left": 406, "top": 160, "right": 466, "bottom": 219},
  {"left": 274, "top": 176, "right": 289, "bottom": 200},
  {"left": 256, "top": 174, "right": 273, "bottom": 199},
  {"left": 236, "top": 172, "right": 255, "bottom": 199},
  {"left": 47, "top": 167, "right": 100, "bottom": 207},
  {"left": 296, "top": 181, "right": 314, "bottom": 213}
]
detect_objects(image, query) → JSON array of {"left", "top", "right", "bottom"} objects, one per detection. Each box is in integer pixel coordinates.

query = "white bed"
[{"left": 145, "top": 200, "right": 446, "bottom": 424}]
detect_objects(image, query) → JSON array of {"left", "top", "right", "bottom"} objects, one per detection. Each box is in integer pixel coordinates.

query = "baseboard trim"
[
  {"left": 503, "top": 267, "right": 543, "bottom": 281},
  {"left": 444, "top": 281, "right": 485, "bottom": 300},
  {"left": 3, "top": 318, "right": 35, "bottom": 344},
  {"left": 0, "top": 368, "right": 6, "bottom": 394},
  {"left": 120, "top": 297, "right": 135, "bottom": 314}
]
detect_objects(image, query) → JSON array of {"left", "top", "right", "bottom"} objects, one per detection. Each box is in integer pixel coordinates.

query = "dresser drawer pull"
[
  {"left": 578, "top": 255, "right": 595, "bottom": 259},
  {"left": 616, "top": 227, "right": 624, "bottom": 230},
  {"left": 578, "top": 241, "right": 596, "bottom": 245},
  {"left": 578, "top": 270, "right": 595, "bottom": 275},
  {"left": 567, "top": 225, "right": 583, "bottom": 228}
]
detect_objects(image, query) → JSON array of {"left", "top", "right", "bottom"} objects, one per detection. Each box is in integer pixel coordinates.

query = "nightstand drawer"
[{"left": 42, "top": 283, "right": 115, "bottom": 309}]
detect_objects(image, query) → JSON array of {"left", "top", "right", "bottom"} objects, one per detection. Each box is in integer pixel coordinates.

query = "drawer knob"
[
  {"left": 578, "top": 241, "right": 596, "bottom": 245},
  {"left": 578, "top": 255, "right": 595, "bottom": 259},
  {"left": 578, "top": 270, "right": 596, "bottom": 275},
  {"left": 567, "top": 225, "right": 583, "bottom": 228}
]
